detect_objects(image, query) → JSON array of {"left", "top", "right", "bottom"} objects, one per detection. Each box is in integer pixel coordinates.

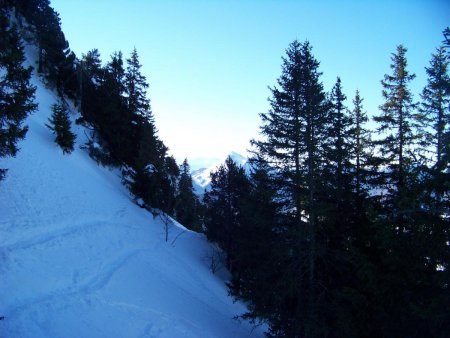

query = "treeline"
[
  {"left": 0, "top": 0, "right": 202, "bottom": 231},
  {"left": 79, "top": 47, "right": 201, "bottom": 229},
  {"left": 203, "top": 39, "right": 449, "bottom": 337}
]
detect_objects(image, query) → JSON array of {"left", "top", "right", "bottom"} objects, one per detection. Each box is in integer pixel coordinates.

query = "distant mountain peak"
[{"left": 191, "top": 151, "right": 250, "bottom": 195}]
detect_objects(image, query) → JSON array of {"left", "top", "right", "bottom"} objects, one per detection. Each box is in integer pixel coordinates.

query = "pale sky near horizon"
[{"left": 51, "top": 0, "right": 449, "bottom": 168}]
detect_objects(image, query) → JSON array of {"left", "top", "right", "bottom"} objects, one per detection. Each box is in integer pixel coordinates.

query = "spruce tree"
[
  {"left": 230, "top": 157, "right": 283, "bottom": 327},
  {"left": 251, "top": 40, "right": 329, "bottom": 337},
  {"left": 203, "top": 157, "right": 251, "bottom": 273},
  {"left": 326, "top": 77, "right": 351, "bottom": 188},
  {"left": 97, "top": 51, "right": 132, "bottom": 165},
  {"left": 368, "top": 44, "right": 449, "bottom": 337},
  {"left": 323, "top": 77, "right": 354, "bottom": 236},
  {"left": 125, "top": 48, "right": 152, "bottom": 122},
  {"left": 175, "top": 159, "right": 201, "bottom": 231},
  {"left": 46, "top": 102, "right": 76, "bottom": 154},
  {"left": 0, "top": 11, "right": 37, "bottom": 179},
  {"left": 80, "top": 49, "right": 103, "bottom": 126},
  {"left": 421, "top": 45, "right": 450, "bottom": 168},
  {"left": 373, "top": 45, "right": 418, "bottom": 204},
  {"left": 350, "top": 90, "right": 373, "bottom": 196}
]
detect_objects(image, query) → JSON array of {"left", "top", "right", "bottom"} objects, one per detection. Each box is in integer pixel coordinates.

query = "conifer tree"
[
  {"left": 368, "top": 44, "right": 449, "bottom": 337},
  {"left": 373, "top": 45, "right": 418, "bottom": 204},
  {"left": 203, "top": 157, "right": 251, "bottom": 273},
  {"left": 175, "top": 159, "right": 201, "bottom": 231},
  {"left": 0, "top": 11, "right": 37, "bottom": 179},
  {"left": 251, "top": 40, "right": 329, "bottom": 337},
  {"left": 96, "top": 51, "right": 132, "bottom": 165},
  {"left": 80, "top": 49, "right": 103, "bottom": 126},
  {"left": 46, "top": 102, "right": 76, "bottom": 154},
  {"left": 350, "top": 90, "right": 373, "bottom": 196},
  {"left": 324, "top": 77, "right": 353, "bottom": 229},
  {"left": 230, "top": 157, "right": 283, "bottom": 325},
  {"left": 125, "top": 48, "right": 153, "bottom": 122},
  {"left": 421, "top": 45, "right": 450, "bottom": 168},
  {"left": 326, "top": 77, "right": 352, "bottom": 186}
]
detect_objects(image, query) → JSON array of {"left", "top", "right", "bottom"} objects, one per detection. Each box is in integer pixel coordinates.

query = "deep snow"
[{"left": 0, "top": 44, "right": 264, "bottom": 338}]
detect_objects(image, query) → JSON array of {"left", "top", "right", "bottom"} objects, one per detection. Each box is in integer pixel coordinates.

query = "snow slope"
[{"left": 0, "top": 45, "right": 264, "bottom": 338}]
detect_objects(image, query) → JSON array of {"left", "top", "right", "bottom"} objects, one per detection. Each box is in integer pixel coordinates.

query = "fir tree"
[
  {"left": 0, "top": 11, "right": 37, "bottom": 179},
  {"left": 80, "top": 49, "right": 103, "bottom": 126},
  {"left": 326, "top": 77, "right": 351, "bottom": 185},
  {"left": 421, "top": 45, "right": 450, "bottom": 167},
  {"left": 96, "top": 51, "right": 132, "bottom": 165},
  {"left": 203, "top": 157, "right": 251, "bottom": 273},
  {"left": 324, "top": 77, "right": 353, "bottom": 226},
  {"left": 368, "top": 44, "right": 449, "bottom": 337},
  {"left": 125, "top": 48, "right": 153, "bottom": 122},
  {"left": 251, "top": 40, "right": 329, "bottom": 337},
  {"left": 373, "top": 45, "right": 418, "bottom": 201},
  {"left": 175, "top": 159, "right": 201, "bottom": 231},
  {"left": 230, "top": 157, "right": 283, "bottom": 326},
  {"left": 46, "top": 102, "right": 76, "bottom": 154},
  {"left": 350, "top": 90, "right": 372, "bottom": 196}
]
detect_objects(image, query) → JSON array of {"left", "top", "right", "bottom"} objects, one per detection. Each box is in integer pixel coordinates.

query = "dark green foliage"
[
  {"left": 228, "top": 158, "right": 283, "bottom": 328},
  {"left": 0, "top": 9, "right": 37, "bottom": 178},
  {"left": 373, "top": 45, "right": 419, "bottom": 201},
  {"left": 210, "top": 39, "right": 449, "bottom": 338},
  {"left": 126, "top": 48, "right": 152, "bottom": 122},
  {"left": 249, "top": 40, "right": 331, "bottom": 337},
  {"left": 14, "top": 0, "right": 78, "bottom": 99},
  {"left": 421, "top": 46, "right": 450, "bottom": 167},
  {"left": 77, "top": 47, "right": 179, "bottom": 216},
  {"left": 349, "top": 90, "right": 373, "bottom": 196},
  {"left": 46, "top": 102, "right": 76, "bottom": 154},
  {"left": 175, "top": 159, "right": 201, "bottom": 231},
  {"left": 203, "top": 157, "right": 251, "bottom": 273},
  {"left": 7, "top": 0, "right": 78, "bottom": 99}
]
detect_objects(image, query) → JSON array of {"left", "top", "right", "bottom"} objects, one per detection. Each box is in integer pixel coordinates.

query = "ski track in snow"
[
  {"left": 0, "top": 43, "right": 265, "bottom": 337},
  {"left": 5, "top": 249, "right": 145, "bottom": 316}
]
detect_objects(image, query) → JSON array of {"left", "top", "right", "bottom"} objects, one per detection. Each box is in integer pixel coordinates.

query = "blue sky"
[{"left": 51, "top": 0, "right": 449, "bottom": 167}]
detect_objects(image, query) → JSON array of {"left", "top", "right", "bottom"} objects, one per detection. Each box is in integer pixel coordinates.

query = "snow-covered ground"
[{"left": 0, "top": 44, "right": 265, "bottom": 338}]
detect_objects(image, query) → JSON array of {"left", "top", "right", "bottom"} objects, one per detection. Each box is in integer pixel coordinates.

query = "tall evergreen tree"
[
  {"left": 326, "top": 77, "right": 351, "bottom": 186},
  {"left": 0, "top": 11, "right": 37, "bottom": 180},
  {"left": 203, "top": 157, "right": 251, "bottom": 273},
  {"left": 323, "top": 77, "right": 353, "bottom": 231},
  {"left": 349, "top": 90, "right": 373, "bottom": 196},
  {"left": 125, "top": 48, "right": 153, "bottom": 122},
  {"left": 80, "top": 49, "right": 103, "bottom": 126},
  {"left": 421, "top": 45, "right": 450, "bottom": 167},
  {"left": 373, "top": 45, "right": 419, "bottom": 213},
  {"left": 251, "top": 40, "right": 329, "bottom": 337},
  {"left": 96, "top": 51, "right": 132, "bottom": 165},
  {"left": 175, "top": 159, "right": 201, "bottom": 231},
  {"left": 229, "top": 157, "right": 284, "bottom": 329},
  {"left": 368, "top": 44, "right": 449, "bottom": 337},
  {"left": 13, "top": 0, "right": 79, "bottom": 99}
]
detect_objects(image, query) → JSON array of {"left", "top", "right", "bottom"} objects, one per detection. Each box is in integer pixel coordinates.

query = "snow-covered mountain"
[
  {"left": 191, "top": 151, "right": 251, "bottom": 195},
  {"left": 0, "top": 43, "right": 265, "bottom": 338}
]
